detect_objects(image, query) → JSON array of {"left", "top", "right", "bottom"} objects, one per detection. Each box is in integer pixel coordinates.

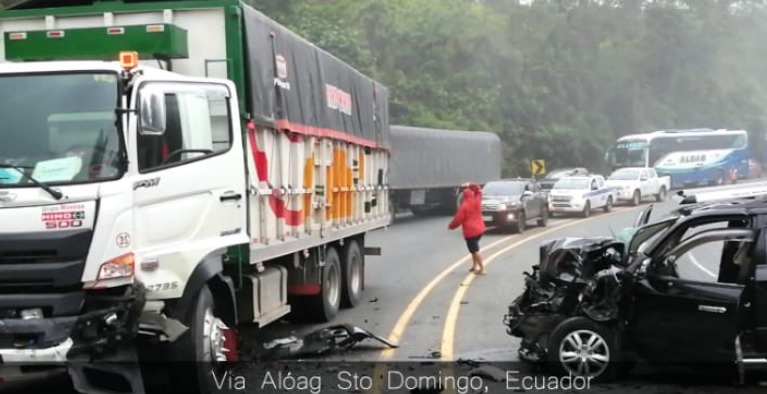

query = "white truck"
[
  {"left": 605, "top": 167, "right": 670, "bottom": 205},
  {"left": 0, "top": 1, "right": 390, "bottom": 393},
  {"left": 548, "top": 175, "right": 618, "bottom": 218}
]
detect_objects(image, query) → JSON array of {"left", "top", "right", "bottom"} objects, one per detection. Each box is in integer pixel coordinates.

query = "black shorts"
[{"left": 465, "top": 235, "right": 482, "bottom": 254}]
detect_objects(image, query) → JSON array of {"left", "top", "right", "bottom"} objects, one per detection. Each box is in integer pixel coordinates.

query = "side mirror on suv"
[{"left": 522, "top": 190, "right": 533, "bottom": 199}]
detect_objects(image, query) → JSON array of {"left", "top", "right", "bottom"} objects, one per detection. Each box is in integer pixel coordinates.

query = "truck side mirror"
[{"left": 139, "top": 88, "right": 167, "bottom": 136}]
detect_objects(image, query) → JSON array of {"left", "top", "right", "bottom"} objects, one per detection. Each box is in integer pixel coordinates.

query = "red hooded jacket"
[{"left": 448, "top": 183, "right": 486, "bottom": 239}]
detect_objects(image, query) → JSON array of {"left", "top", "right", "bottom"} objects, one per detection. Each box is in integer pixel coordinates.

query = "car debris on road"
[{"left": 260, "top": 324, "right": 397, "bottom": 361}]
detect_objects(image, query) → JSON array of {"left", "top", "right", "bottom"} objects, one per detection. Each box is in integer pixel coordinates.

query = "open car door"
[{"left": 629, "top": 226, "right": 753, "bottom": 363}]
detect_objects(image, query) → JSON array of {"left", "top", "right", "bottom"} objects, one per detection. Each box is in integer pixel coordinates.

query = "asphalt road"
[{"left": 4, "top": 181, "right": 767, "bottom": 393}]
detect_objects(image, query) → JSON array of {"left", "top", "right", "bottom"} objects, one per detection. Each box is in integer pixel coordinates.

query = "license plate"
[{"left": 482, "top": 215, "right": 492, "bottom": 221}]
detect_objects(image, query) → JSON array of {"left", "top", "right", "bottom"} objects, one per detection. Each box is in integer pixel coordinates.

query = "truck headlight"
[
  {"left": 499, "top": 204, "right": 507, "bottom": 210},
  {"left": 98, "top": 253, "right": 135, "bottom": 280}
]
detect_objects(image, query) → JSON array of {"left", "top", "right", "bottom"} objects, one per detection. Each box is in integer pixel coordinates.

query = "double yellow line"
[{"left": 369, "top": 206, "right": 641, "bottom": 394}]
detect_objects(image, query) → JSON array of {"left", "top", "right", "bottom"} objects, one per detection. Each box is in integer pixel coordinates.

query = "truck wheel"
[
  {"left": 547, "top": 317, "right": 620, "bottom": 383},
  {"left": 168, "top": 286, "right": 231, "bottom": 394},
  {"left": 514, "top": 211, "right": 526, "bottom": 233},
  {"left": 308, "top": 246, "right": 342, "bottom": 322},
  {"left": 655, "top": 187, "right": 666, "bottom": 202},
  {"left": 581, "top": 201, "right": 591, "bottom": 218},
  {"left": 603, "top": 196, "right": 613, "bottom": 213},
  {"left": 631, "top": 190, "right": 641, "bottom": 206},
  {"left": 389, "top": 199, "right": 396, "bottom": 224},
  {"left": 341, "top": 240, "right": 364, "bottom": 308},
  {"left": 537, "top": 206, "right": 549, "bottom": 227}
]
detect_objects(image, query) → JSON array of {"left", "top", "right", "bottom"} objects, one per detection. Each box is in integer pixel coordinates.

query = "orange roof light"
[{"left": 119, "top": 51, "right": 139, "bottom": 70}]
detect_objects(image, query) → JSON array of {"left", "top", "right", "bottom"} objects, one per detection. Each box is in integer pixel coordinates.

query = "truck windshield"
[
  {"left": 608, "top": 168, "right": 641, "bottom": 180},
  {"left": 553, "top": 178, "right": 590, "bottom": 189},
  {"left": 0, "top": 72, "right": 123, "bottom": 187}
]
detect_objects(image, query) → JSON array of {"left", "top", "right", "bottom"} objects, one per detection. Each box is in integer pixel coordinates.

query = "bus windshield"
[{"left": 605, "top": 139, "right": 648, "bottom": 168}]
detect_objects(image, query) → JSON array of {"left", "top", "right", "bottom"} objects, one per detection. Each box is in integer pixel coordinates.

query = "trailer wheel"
[
  {"left": 308, "top": 246, "right": 342, "bottom": 322},
  {"left": 168, "top": 286, "right": 231, "bottom": 394},
  {"left": 341, "top": 240, "right": 364, "bottom": 308}
]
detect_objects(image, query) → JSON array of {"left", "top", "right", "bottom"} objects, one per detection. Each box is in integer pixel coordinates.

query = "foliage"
[{"left": 7, "top": 0, "right": 767, "bottom": 175}]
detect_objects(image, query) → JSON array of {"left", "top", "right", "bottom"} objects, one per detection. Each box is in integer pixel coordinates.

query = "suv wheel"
[
  {"left": 537, "top": 206, "right": 548, "bottom": 227},
  {"left": 514, "top": 211, "right": 526, "bottom": 233},
  {"left": 547, "top": 317, "right": 620, "bottom": 383}
]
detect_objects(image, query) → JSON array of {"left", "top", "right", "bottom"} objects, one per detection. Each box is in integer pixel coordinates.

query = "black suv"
[
  {"left": 481, "top": 179, "right": 549, "bottom": 233},
  {"left": 539, "top": 167, "right": 590, "bottom": 191},
  {"left": 504, "top": 194, "right": 767, "bottom": 383}
]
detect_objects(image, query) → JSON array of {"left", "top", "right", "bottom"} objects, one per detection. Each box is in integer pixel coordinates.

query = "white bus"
[{"left": 604, "top": 128, "right": 749, "bottom": 188}]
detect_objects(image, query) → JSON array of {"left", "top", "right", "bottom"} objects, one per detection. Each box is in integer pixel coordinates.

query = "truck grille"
[{"left": 0, "top": 230, "right": 92, "bottom": 290}]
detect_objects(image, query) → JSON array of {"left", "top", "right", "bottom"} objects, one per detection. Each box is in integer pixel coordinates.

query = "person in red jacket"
[{"left": 448, "top": 183, "right": 487, "bottom": 274}]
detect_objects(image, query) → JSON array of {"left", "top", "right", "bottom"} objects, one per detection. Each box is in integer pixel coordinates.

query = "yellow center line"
[
  {"left": 440, "top": 207, "right": 642, "bottom": 361},
  {"left": 368, "top": 219, "right": 576, "bottom": 394}
]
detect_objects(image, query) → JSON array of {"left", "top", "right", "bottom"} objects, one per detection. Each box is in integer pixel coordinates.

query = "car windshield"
[
  {"left": 553, "top": 178, "right": 590, "bottom": 190},
  {"left": 0, "top": 72, "right": 123, "bottom": 187},
  {"left": 609, "top": 168, "right": 641, "bottom": 180},
  {"left": 483, "top": 181, "right": 526, "bottom": 195}
]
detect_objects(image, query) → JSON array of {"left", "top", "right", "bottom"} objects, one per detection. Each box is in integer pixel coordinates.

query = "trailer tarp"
[
  {"left": 389, "top": 125, "right": 502, "bottom": 189},
  {"left": 242, "top": 5, "right": 389, "bottom": 149}
]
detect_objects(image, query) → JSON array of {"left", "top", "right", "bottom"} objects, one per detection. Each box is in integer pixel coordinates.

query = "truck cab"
[{"left": 0, "top": 2, "right": 391, "bottom": 393}]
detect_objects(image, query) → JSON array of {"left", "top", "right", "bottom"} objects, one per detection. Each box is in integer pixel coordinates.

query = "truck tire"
[
  {"left": 389, "top": 199, "right": 396, "bottom": 224},
  {"left": 631, "top": 190, "right": 641, "bottom": 206},
  {"left": 547, "top": 317, "right": 620, "bottom": 383},
  {"left": 307, "top": 246, "right": 342, "bottom": 322},
  {"left": 581, "top": 201, "right": 591, "bottom": 218},
  {"left": 655, "top": 187, "right": 666, "bottom": 202},
  {"left": 341, "top": 240, "right": 364, "bottom": 308},
  {"left": 168, "top": 286, "right": 230, "bottom": 394}
]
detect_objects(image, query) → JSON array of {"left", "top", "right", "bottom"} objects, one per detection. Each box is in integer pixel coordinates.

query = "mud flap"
[{"left": 68, "top": 347, "right": 145, "bottom": 394}]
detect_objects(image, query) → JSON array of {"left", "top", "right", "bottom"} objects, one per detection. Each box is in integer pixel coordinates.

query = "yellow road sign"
[{"left": 531, "top": 159, "right": 546, "bottom": 176}]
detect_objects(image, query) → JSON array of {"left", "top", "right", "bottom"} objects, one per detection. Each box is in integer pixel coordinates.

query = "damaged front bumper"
[
  {"left": 0, "top": 283, "right": 146, "bottom": 370},
  {"left": 503, "top": 237, "right": 629, "bottom": 363}
]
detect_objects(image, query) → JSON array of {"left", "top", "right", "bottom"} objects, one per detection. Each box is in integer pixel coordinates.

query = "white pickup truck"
[
  {"left": 548, "top": 175, "right": 618, "bottom": 218},
  {"left": 605, "top": 167, "right": 670, "bottom": 206}
]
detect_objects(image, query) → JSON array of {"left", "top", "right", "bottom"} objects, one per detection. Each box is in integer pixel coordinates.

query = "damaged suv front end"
[
  {"left": 503, "top": 205, "right": 677, "bottom": 379},
  {"left": 503, "top": 237, "right": 629, "bottom": 361}
]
